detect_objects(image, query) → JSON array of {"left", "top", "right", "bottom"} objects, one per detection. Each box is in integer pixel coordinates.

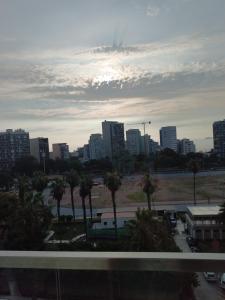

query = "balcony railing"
[
  {"left": 0, "top": 251, "right": 225, "bottom": 272},
  {"left": 0, "top": 251, "right": 225, "bottom": 300}
]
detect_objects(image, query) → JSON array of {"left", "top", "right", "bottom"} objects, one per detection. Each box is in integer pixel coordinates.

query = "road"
[
  {"left": 175, "top": 220, "right": 225, "bottom": 300},
  {"left": 152, "top": 169, "right": 225, "bottom": 178}
]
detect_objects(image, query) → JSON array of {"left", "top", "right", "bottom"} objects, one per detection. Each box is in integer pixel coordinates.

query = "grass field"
[{"left": 48, "top": 174, "right": 225, "bottom": 209}]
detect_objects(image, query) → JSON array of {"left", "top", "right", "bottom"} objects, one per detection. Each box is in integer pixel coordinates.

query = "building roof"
[
  {"left": 187, "top": 205, "right": 221, "bottom": 217},
  {"left": 101, "top": 211, "right": 136, "bottom": 219}
]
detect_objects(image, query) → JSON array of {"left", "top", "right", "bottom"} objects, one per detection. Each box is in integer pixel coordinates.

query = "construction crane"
[{"left": 126, "top": 121, "right": 151, "bottom": 136}]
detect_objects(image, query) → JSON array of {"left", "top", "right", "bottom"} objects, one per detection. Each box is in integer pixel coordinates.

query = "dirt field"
[{"left": 49, "top": 173, "right": 225, "bottom": 209}]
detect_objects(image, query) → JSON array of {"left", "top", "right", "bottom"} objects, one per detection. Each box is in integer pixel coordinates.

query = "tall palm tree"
[
  {"left": 86, "top": 176, "right": 94, "bottom": 221},
  {"left": 66, "top": 170, "right": 80, "bottom": 221},
  {"left": 51, "top": 178, "right": 65, "bottom": 220},
  {"left": 79, "top": 177, "right": 89, "bottom": 237},
  {"left": 127, "top": 209, "right": 178, "bottom": 252},
  {"left": 32, "top": 171, "right": 48, "bottom": 193},
  {"left": 104, "top": 172, "right": 121, "bottom": 238},
  {"left": 188, "top": 159, "right": 200, "bottom": 205},
  {"left": 18, "top": 176, "right": 30, "bottom": 204},
  {"left": 142, "top": 174, "right": 155, "bottom": 210}
]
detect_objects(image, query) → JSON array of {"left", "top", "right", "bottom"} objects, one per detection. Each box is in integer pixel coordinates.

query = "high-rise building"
[
  {"left": 102, "top": 120, "right": 125, "bottom": 160},
  {"left": 213, "top": 119, "right": 225, "bottom": 158},
  {"left": 30, "top": 137, "right": 49, "bottom": 163},
  {"left": 52, "top": 143, "right": 69, "bottom": 160},
  {"left": 149, "top": 139, "right": 161, "bottom": 154},
  {"left": 160, "top": 126, "right": 177, "bottom": 152},
  {"left": 140, "top": 134, "right": 151, "bottom": 156},
  {"left": 89, "top": 134, "right": 104, "bottom": 160},
  {"left": 178, "top": 139, "right": 196, "bottom": 155},
  {"left": 82, "top": 144, "right": 90, "bottom": 162},
  {"left": 0, "top": 129, "right": 30, "bottom": 169},
  {"left": 126, "top": 129, "right": 141, "bottom": 155}
]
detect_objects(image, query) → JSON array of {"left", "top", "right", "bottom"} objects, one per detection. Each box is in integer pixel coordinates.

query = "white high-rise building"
[
  {"left": 160, "top": 126, "right": 177, "bottom": 152},
  {"left": 102, "top": 120, "right": 125, "bottom": 160},
  {"left": 89, "top": 134, "right": 104, "bottom": 160},
  {"left": 126, "top": 129, "right": 141, "bottom": 155},
  {"left": 178, "top": 139, "right": 196, "bottom": 155}
]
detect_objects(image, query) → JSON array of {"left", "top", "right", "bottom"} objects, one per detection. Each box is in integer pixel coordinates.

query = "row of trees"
[{"left": 50, "top": 170, "right": 158, "bottom": 239}]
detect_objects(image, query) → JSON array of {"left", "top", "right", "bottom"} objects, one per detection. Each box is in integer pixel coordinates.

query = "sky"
[{"left": 0, "top": 0, "right": 225, "bottom": 151}]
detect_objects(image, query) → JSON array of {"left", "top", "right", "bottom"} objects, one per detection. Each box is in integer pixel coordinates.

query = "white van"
[
  {"left": 203, "top": 272, "right": 217, "bottom": 282},
  {"left": 220, "top": 273, "right": 225, "bottom": 289}
]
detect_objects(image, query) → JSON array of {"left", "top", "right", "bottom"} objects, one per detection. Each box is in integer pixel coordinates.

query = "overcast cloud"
[{"left": 0, "top": 0, "right": 225, "bottom": 151}]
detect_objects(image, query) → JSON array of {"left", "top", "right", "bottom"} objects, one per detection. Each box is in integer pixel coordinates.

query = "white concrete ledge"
[{"left": 0, "top": 251, "right": 225, "bottom": 272}]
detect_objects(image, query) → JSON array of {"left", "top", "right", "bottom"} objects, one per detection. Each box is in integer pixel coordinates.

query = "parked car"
[
  {"left": 204, "top": 272, "right": 217, "bottom": 282},
  {"left": 220, "top": 273, "right": 225, "bottom": 289}
]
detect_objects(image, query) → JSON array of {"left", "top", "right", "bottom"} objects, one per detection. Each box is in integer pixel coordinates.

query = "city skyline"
[
  {"left": 0, "top": 119, "right": 205, "bottom": 153},
  {"left": 0, "top": 0, "right": 225, "bottom": 151}
]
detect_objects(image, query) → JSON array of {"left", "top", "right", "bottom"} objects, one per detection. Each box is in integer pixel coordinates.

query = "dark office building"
[
  {"left": 0, "top": 129, "right": 30, "bottom": 170},
  {"left": 30, "top": 137, "right": 49, "bottom": 164},
  {"left": 213, "top": 120, "right": 225, "bottom": 158},
  {"left": 102, "top": 121, "right": 125, "bottom": 160}
]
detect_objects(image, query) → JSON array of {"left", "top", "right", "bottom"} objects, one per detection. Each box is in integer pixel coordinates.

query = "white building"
[
  {"left": 89, "top": 134, "right": 104, "bottom": 160},
  {"left": 160, "top": 126, "right": 177, "bottom": 152},
  {"left": 102, "top": 120, "right": 125, "bottom": 160},
  {"left": 186, "top": 205, "right": 225, "bottom": 240},
  {"left": 93, "top": 211, "right": 136, "bottom": 229},
  {"left": 126, "top": 129, "right": 141, "bottom": 155},
  {"left": 178, "top": 138, "right": 196, "bottom": 155}
]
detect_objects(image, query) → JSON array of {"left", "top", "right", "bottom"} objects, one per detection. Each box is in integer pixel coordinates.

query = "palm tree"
[
  {"left": 127, "top": 209, "right": 178, "bottom": 252},
  {"left": 86, "top": 176, "right": 94, "bottom": 221},
  {"left": 66, "top": 170, "right": 80, "bottom": 221},
  {"left": 51, "top": 178, "right": 65, "bottom": 220},
  {"left": 104, "top": 172, "right": 121, "bottom": 238},
  {"left": 188, "top": 159, "right": 200, "bottom": 205},
  {"left": 17, "top": 176, "right": 30, "bottom": 204},
  {"left": 142, "top": 174, "right": 155, "bottom": 210},
  {"left": 32, "top": 171, "right": 48, "bottom": 193},
  {"left": 79, "top": 177, "right": 89, "bottom": 237}
]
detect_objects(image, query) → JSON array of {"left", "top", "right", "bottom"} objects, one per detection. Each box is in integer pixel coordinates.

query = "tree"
[
  {"left": 79, "top": 177, "right": 89, "bottom": 238},
  {"left": 14, "top": 155, "right": 39, "bottom": 176},
  {"left": 32, "top": 171, "right": 48, "bottom": 193},
  {"left": 188, "top": 159, "right": 200, "bottom": 205},
  {"left": 0, "top": 172, "right": 13, "bottom": 192},
  {"left": 0, "top": 192, "right": 52, "bottom": 250},
  {"left": 51, "top": 179, "right": 65, "bottom": 220},
  {"left": 142, "top": 174, "right": 156, "bottom": 210},
  {"left": 17, "top": 176, "right": 30, "bottom": 204},
  {"left": 104, "top": 172, "right": 121, "bottom": 238},
  {"left": 66, "top": 170, "right": 80, "bottom": 221},
  {"left": 127, "top": 209, "right": 178, "bottom": 252},
  {"left": 86, "top": 176, "right": 94, "bottom": 221}
]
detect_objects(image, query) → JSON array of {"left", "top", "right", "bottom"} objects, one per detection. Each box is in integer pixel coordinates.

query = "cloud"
[{"left": 146, "top": 5, "right": 160, "bottom": 16}]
